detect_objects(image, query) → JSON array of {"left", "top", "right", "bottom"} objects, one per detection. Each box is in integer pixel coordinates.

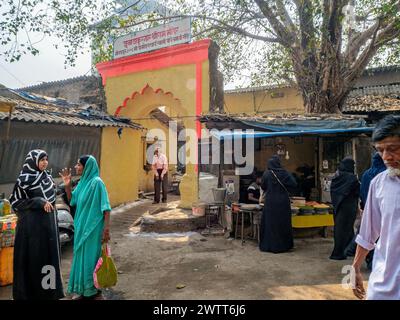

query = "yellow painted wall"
[
  {"left": 100, "top": 127, "right": 142, "bottom": 206},
  {"left": 101, "top": 60, "right": 210, "bottom": 207},
  {"left": 105, "top": 63, "right": 209, "bottom": 116},
  {"left": 254, "top": 137, "right": 317, "bottom": 174},
  {"left": 225, "top": 87, "right": 304, "bottom": 115}
]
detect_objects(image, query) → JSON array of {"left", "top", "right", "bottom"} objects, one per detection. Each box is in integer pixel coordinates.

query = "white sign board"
[{"left": 113, "top": 18, "right": 191, "bottom": 59}]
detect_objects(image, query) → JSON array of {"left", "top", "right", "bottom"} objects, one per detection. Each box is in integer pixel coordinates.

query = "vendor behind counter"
[
  {"left": 293, "top": 164, "right": 315, "bottom": 201},
  {"left": 245, "top": 172, "right": 263, "bottom": 204}
]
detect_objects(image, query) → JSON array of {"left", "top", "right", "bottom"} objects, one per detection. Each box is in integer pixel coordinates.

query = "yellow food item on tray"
[
  {"left": 314, "top": 204, "right": 330, "bottom": 209},
  {"left": 304, "top": 202, "right": 330, "bottom": 209}
]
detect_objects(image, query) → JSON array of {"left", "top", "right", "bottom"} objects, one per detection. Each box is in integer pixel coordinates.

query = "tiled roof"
[
  {"left": 348, "top": 84, "right": 400, "bottom": 97},
  {"left": 343, "top": 83, "right": 400, "bottom": 113},
  {"left": 343, "top": 94, "right": 400, "bottom": 113},
  {"left": 16, "top": 75, "right": 97, "bottom": 91},
  {"left": 361, "top": 65, "right": 400, "bottom": 75},
  {"left": 200, "top": 112, "right": 365, "bottom": 123},
  {"left": 0, "top": 96, "right": 142, "bottom": 129},
  {"left": 224, "top": 66, "right": 400, "bottom": 95}
]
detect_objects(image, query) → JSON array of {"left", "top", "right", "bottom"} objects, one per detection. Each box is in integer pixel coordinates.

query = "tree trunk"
[
  {"left": 301, "top": 90, "right": 342, "bottom": 114},
  {"left": 293, "top": 47, "right": 351, "bottom": 114}
]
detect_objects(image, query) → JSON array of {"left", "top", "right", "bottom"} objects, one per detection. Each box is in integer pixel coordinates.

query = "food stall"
[
  {"left": 290, "top": 198, "right": 333, "bottom": 236},
  {"left": 200, "top": 114, "right": 374, "bottom": 240}
]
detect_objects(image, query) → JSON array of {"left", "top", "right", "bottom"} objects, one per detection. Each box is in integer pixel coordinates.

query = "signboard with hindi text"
[{"left": 113, "top": 18, "right": 192, "bottom": 59}]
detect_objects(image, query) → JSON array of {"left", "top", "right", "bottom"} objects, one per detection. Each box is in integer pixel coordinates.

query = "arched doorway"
[
  {"left": 97, "top": 39, "right": 215, "bottom": 208},
  {"left": 115, "top": 84, "right": 198, "bottom": 208}
]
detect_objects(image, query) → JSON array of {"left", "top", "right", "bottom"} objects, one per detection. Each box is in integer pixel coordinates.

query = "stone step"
[{"left": 140, "top": 208, "right": 206, "bottom": 233}]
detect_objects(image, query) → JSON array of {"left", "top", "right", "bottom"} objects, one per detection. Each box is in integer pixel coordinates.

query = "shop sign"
[{"left": 113, "top": 18, "right": 192, "bottom": 59}]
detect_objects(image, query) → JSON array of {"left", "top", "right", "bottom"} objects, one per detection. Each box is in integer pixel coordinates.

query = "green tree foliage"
[
  {"left": 2, "top": 0, "right": 400, "bottom": 113},
  {"left": 0, "top": 0, "right": 114, "bottom": 66}
]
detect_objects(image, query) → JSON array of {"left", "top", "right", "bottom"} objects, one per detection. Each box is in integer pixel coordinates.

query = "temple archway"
[
  {"left": 97, "top": 39, "right": 216, "bottom": 208},
  {"left": 115, "top": 84, "right": 198, "bottom": 208}
]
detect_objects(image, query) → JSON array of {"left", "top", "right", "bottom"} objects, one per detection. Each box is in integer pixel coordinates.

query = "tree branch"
[
  {"left": 117, "top": 0, "right": 143, "bottom": 16},
  {"left": 345, "top": 0, "right": 400, "bottom": 64},
  {"left": 298, "top": 0, "right": 317, "bottom": 62},
  {"left": 345, "top": 19, "right": 381, "bottom": 64},
  {"left": 254, "top": 0, "right": 297, "bottom": 46},
  {"left": 275, "top": 0, "right": 297, "bottom": 34},
  {"left": 344, "top": 19, "right": 382, "bottom": 86}
]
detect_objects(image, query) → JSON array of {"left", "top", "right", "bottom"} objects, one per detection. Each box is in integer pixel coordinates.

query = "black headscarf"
[
  {"left": 338, "top": 157, "right": 355, "bottom": 173},
  {"left": 268, "top": 155, "right": 284, "bottom": 171},
  {"left": 10, "top": 149, "right": 55, "bottom": 208},
  {"left": 263, "top": 155, "right": 297, "bottom": 192},
  {"left": 330, "top": 157, "right": 359, "bottom": 210},
  {"left": 360, "top": 153, "right": 386, "bottom": 209}
]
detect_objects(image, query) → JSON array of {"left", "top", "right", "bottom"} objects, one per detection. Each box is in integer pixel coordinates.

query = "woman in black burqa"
[
  {"left": 329, "top": 157, "right": 360, "bottom": 260},
  {"left": 9, "top": 149, "right": 64, "bottom": 300},
  {"left": 260, "top": 155, "right": 297, "bottom": 253}
]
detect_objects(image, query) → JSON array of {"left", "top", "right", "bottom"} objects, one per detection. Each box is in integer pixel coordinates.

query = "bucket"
[
  {"left": 212, "top": 188, "right": 226, "bottom": 203},
  {"left": 192, "top": 203, "right": 206, "bottom": 216}
]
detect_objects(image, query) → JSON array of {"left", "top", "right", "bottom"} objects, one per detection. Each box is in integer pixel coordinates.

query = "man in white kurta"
[
  {"left": 352, "top": 115, "right": 400, "bottom": 300},
  {"left": 355, "top": 171, "right": 400, "bottom": 299}
]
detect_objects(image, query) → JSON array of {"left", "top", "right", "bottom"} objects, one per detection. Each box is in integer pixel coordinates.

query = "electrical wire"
[{"left": 0, "top": 63, "right": 26, "bottom": 87}]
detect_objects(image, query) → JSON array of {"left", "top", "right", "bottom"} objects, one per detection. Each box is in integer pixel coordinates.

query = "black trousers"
[{"left": 154, "top": 170, "right": 168, "bottom": 203}]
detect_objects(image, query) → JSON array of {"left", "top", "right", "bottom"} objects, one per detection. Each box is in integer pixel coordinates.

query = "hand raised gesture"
[{"left": 59, "top": 168, "right": 72, "bottom": 186}]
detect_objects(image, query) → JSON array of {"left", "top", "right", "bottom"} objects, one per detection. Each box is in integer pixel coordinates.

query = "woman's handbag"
[{"left": 93, "top": 244, "right": 118, "bottom": 289}]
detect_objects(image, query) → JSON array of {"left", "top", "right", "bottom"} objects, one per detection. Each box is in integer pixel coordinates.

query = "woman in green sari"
[{"left": 59, "top": 155, "right": 111, "bottom": 300}]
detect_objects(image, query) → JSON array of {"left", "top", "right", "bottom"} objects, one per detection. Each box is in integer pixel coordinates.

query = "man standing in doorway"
[
  {"left": 352, "top": 115, "right": 400, "bottom": 300},
  {"left": 152, "top": 147, "right": 168, "bottom": 204}
]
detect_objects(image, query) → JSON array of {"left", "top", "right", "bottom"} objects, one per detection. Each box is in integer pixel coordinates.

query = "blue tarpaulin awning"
[
  {"left": 240, "top": 119, "right": 368, "bottom": 131},
  {"left": 211, "top": 127, "right": 374, "bottom": 140}
]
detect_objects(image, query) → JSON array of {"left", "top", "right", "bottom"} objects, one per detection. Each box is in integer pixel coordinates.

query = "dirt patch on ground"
[
  {"left": 110, "top": 232, "right": 368, "bottom": 300},
  {"left": 0, "top": 196, "right": 370, "bottom": 300}
]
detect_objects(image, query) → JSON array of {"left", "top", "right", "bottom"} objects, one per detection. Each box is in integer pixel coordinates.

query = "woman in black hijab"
[
  {"left": 329, "top": 157, "right": 360, "bottom": 260},
  {"left": 260, "top": 155, "right": 297, "bottom": 253},
  {"left": 9, "top": 149, "right": 64, "bottom": 300}
]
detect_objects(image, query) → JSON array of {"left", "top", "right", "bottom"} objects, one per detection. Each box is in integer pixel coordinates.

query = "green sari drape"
[{"left": 67, "top": 156, "right": 111, "bottom": 297}]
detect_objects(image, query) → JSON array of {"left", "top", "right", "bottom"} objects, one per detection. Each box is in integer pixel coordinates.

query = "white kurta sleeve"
[{"left": 356, "top": 180, "right": 381, "bottom": 251}]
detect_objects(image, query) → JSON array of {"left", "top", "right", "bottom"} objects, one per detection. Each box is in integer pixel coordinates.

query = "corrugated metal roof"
[{"left": 0, "top": 96, "right": 142, "bottom": 129}]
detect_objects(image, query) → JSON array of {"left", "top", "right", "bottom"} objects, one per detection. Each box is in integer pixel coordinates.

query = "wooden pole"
[
  {"left": 0, "top": 106, "right": 13, "bottom": 171},
  {"left": 6, "top": 109, "right": 11, "bottom": 141}
]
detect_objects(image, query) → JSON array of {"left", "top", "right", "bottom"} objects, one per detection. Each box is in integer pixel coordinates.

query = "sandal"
[{"left": 85, "top": 291, "right": 105, "bottom": 300}]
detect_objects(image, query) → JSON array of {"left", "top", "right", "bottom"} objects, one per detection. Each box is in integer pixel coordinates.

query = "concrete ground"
[{"left": 0, "top": 195, "right": 370, "bottom": 300}]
